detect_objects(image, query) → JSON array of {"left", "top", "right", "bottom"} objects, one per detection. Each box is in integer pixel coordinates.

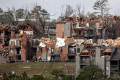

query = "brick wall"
[
  {"left": 21, "top": 39, "right": 26, "bottom": 62},
  {"left": 11, "top": 31, "right": 15, "bottom": 38},
  {"left": 56, "top": 23, "right": 64, "bottom": 38},
  {"left": 60, "top": 46, "right": 68, "bottom": 61},
  {"left": 21, "top": 48, "right": 26, "bottom": 62}
]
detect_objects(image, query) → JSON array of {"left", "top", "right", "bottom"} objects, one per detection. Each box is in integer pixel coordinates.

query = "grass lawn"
[{"left": 0, "top": 62, "right": 75, "bottom": 77}]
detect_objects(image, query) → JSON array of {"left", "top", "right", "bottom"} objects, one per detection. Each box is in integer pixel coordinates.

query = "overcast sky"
[{"left": 0, "top": 0, "right": 120, "bottom": 19}]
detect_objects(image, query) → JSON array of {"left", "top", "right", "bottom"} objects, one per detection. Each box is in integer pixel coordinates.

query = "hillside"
[{"left": 0, "top": 62, "right": 75, "bottom": 77}]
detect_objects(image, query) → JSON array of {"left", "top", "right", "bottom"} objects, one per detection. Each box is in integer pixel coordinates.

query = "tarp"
[
  {"left": 39, "top": 42, "right": 46, "bottom": 47},
  {"left": 56, "top": 37, "right": 65, "bottom": 47}
]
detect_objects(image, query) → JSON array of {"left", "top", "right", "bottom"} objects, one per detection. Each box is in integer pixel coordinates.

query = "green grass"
[{"left": 0, "top": 62, "right": 75, "bottom": 77}]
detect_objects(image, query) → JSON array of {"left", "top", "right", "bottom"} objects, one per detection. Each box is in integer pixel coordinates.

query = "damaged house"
[
  {"left": 56, "top": 16, "right": 120, "bottom": 42},
  {"left": 56, "top": 17, "right": 97, "bottom": 41},
  {"left": 76, "top": 39, "right": 120, "bottom": 77},
  {"left": 0, "top": 24, "right": 40, "bottom": 63},
  {"left": 0, "top": 24, "right": 71, "bottom": 63}
]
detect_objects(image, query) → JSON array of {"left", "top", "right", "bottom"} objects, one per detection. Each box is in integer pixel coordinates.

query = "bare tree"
[
  {"left": 65, "top": 5, "right": 74, "bottom": 17},
  {"left": 61, "top": 5, "right": 74, "bottom": 18},
  {"left": 60, "top": 5, "right": 64, "bottom": 17},
  {"left": 32, "top": 5, "right": 49, "bottom": 36},
  {"left": 33, "top": 6, "right": 45, "bottom": 35},
  {"left": 76, "top": 5, "right": 81, "bottom": 17},
  {"left": 87, "top": 12, "right": 96, "bottom": 18},
  {"left": 0, "top": 8, "right": 3, "bottom": 14},
  {"left": 76, "top": 4, "right": 85, "bottom": 17},
  {"left": 114, "top": 10, "right": 120, "bottom": 16}
]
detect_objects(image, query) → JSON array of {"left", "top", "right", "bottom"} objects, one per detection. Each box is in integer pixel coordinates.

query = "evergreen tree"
[
  {"left": 76, "top": 65, "right": 106, "bottom": 80},
  {"left": 93, "top": 0, "right": 109, "bottom": 17},
  {"left": 50, "top": 69, "right": 64, "bottom": 80}
]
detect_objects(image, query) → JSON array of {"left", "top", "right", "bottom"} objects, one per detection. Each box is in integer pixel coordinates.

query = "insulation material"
[
  {"left": 115, "top": 40, "right": 120, "bottom": 45},
  {"left": 47, "top": 56, "right": 51, "bottom": 61},
  {"left": 117, "top": 37, "right": 120, "bottom": 40},
  {"left": 76, "top": 22, "right": 79, "bottom": 28},
  {"left": 19, "top": 30, "right": 23, "bottom": 36},
  {"left": 64, "top": 36, "right": 68, "bottom": 40},
  {"left": 79, "top": 39, "right": 84, "bottom": 45},
  {"left": 107, "top": 39, "right": 112, "bottom": 44},
  {"left": 39, "top": 42, "right": 46, "bottom": 47},
  {"left": 102, "top": 43, "right": 109, "bottom": 47},
  {"left": 85, "top": 39, "right": 93, "bottom": 44},
  {"left": 89, "top": 39, "right": 93, "bottom": 44},
  {"left": 24, "top": 31, "right": 33, "bottom": 35},
  {"left": 86, "top": 23, "right": 89, "bottom": 27},
  {"left": 56, "top": 37, "right": 65, "bottom": 47}
]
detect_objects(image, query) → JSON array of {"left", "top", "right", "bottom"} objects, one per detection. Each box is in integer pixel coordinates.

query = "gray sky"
[{"left": 0, "top": 0, "right": 120, "bottom": 19}]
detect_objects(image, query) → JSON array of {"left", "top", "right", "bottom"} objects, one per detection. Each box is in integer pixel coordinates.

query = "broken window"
[
  {"left": 37, "top": 48, "right": 42, "bottom": 53},
  {"left": 0, "top": 31, "right": 3, "bottom": 35},
  {"left": 60, "top": 48, "right": 62, "bottom": 53},
  {"left": 10, "top": 48, "right": 14, "bottom": 53},
  {"left": 79, "top": 31, "right": 81, "bottom": 34},
  {"left": 74, "top": 48, "right": 76, "bottom": 53},
  {"left": 51, "top": 48, "right": 54, "bottom": 53},
  {"left": 16, "top": 39, "right": 21, "bottom": 46},
  {"left": 77, "top": 48, "right": 80, "bottom": 53},
  {"left": 0, "top": 39, "right": 3, "bottom": 43},
  {"left": 45, "top": 26, "right": 48, "bottom": 30},
  {"left": 4, "top": 31, "right": 11, "bottom": 46},
  {"left": 69, "top": 47, "right": 75, "bottom": 54},
  {"left": 17, "top": 55, "right": 21, "bottom": 60},
  {"left": 32, "top": 39, "right": 39, "bottom": 46},
  {"left": 50, "top": 27, "right": 56, "bottom": 29},
  {"left": 111, "top": 61, "right": 118, "bottom": 65},
  {"left": 31, "top": 48, "right": 37, "bottom": 59},
  {"left": 49, "top": 34, "right": 56, "bottom": 37},
  {"left": 9, "top": 56, "right": 13, "bottom": 61},
  {"left": 16, "top": 48, "right": 21, "bottom": 54}
]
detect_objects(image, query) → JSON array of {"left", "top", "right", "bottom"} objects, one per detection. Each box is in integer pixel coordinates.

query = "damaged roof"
[
  {"left": 111, "top": 48, "right": 120, "bottom": 60},
  {"left": 18, "top": 24, "right": 33, "bottom": 31}
]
